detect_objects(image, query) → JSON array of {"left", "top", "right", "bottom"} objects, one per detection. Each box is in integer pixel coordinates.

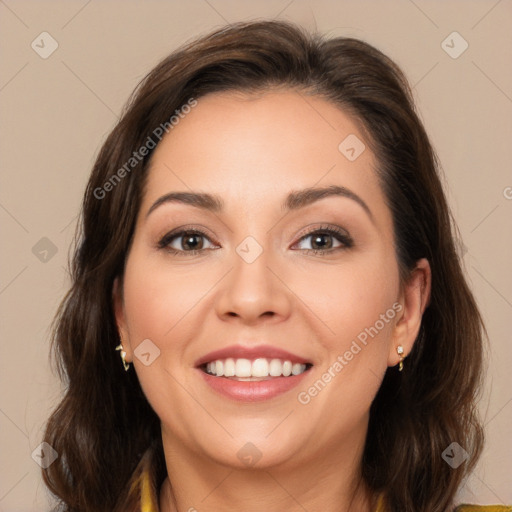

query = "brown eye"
[
  {"left": 294, "top": 225, "right": 353, "bottom": 254},
  {"left": 158, "top": 229, "right": 216, "bottom": 255}
]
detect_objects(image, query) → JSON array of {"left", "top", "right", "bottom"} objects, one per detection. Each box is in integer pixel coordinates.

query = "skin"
[{"left": 113, "top": 89, "right": 431, "bottom": 512}]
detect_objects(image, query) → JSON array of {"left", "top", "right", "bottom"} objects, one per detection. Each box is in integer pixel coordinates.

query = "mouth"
[
  {"left": 200, "top": 358, "right": 313, "bottom": 380},
  {"left": 195, "top": 344, "right": 314, "bottom": 402}
]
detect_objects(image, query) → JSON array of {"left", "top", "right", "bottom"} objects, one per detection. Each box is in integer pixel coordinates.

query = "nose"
[{"left": 214, "top": 245, "right": 292, "bottom": 325}]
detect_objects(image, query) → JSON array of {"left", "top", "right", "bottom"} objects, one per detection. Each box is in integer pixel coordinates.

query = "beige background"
[{"left": 1, "top": 0, "right": 511, "bottom": 510}]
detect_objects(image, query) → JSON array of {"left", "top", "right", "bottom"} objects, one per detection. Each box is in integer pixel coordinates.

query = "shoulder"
[{"left": 454, "top": 506, "right": 512, "bottom": 511}]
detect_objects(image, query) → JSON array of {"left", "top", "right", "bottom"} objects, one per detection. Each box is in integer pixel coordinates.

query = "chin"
[{"left": 202, "top": 429, "right": 308, "bottom": 470}]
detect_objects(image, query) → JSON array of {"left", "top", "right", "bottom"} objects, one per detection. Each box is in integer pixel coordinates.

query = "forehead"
[{"left": 141, "top": 89, "right": 384, "bottom": 218}]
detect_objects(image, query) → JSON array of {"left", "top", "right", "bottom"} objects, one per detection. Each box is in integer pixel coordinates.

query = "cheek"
[
  {"left": 121, "top": 251, "right": 203, "bottom": 433},
  {"left": 122, "top": 249, "right": 202, "bottom": 342},
  {"left": 293, "top": 251, "right": 399, "bottom": 412},
  {"left": 295, "top": 250, "right": 400, "bottom": 346}
]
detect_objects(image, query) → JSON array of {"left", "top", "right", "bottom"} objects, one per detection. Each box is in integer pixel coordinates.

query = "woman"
[{"left": 41, "top": 20, "right": 510, "bottom": 512}]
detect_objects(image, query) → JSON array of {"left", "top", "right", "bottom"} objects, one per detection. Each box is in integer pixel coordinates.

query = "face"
[{"left": 114, "top": 89, "right": 427, "bottom": 471}]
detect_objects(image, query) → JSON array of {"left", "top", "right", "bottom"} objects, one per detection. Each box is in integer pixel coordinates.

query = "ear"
[
  {"left": 388, "top": 258, "right": 431, "bottom": 367},
  {"left": 112, "top": 276, "right": 133, "bottom": 362}
]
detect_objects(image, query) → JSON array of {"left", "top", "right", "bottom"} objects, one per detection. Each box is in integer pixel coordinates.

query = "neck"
[{"left": 158, "top": 427, "right": 375, "bottom": 512}]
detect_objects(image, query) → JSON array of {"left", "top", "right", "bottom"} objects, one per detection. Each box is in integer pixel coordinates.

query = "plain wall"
[{"left": 0, "top": 1, "right": 511, "bottom": 510}]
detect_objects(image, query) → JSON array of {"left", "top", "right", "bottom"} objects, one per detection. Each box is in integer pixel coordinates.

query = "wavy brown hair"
[{"left": 42, "top": 20, "right": 485, "bottom": 512}]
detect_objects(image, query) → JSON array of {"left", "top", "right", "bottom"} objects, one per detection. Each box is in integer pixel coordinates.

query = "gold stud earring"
[
  {"left": 116, "top": 340, "right": 130, "bottom": 371},
  {"left": 397, "top": 345, "right": 405, "bottom": 371}
]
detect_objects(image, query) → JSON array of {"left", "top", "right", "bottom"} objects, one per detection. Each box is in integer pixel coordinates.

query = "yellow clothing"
[
  {"left": 454, "top": 508, "right": 512, "bottom": 512},
  {"left": 130, "top": 448, "right": 511, "bottom": 512}
]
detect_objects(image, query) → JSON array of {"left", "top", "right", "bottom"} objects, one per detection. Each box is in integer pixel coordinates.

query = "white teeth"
[
  {"left": 291, "top": 363, "right": 303, "bottom": 375},
  {"left": 224, "top": 358, "right": 235, "bottom": 377},
  {"left": 204, "top": 358, "right": 308, "bottom": 378},
  {"left": 235, "top": 358, "right": 252, "bottom": 377},
  {"left": 269, "top": 359, "right": 282, "bottom": 377},
  {"left": 252, "top": 358, "right": 269, "bottom": 377}
]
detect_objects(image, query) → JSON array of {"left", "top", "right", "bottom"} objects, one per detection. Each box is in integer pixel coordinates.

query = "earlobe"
[{"left": 388, "top": 258, "right": 431, "bottom": 368}]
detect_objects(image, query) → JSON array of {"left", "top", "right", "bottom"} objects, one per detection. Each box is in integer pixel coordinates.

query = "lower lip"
[{"left": 197, "top": 368, "right": 311, "bottom": 402}]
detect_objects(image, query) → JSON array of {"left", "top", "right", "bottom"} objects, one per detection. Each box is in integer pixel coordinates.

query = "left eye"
[
  {"left": 294, "top": 228, "right": 352, "bottom": 252},
  {"left": 158, "top": 230, "right": 215, "bottom": 253}
]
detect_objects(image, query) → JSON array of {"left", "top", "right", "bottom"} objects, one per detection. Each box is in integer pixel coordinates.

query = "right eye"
[{"left": 158, "top": 228, "right": 217, "bottom": 256}]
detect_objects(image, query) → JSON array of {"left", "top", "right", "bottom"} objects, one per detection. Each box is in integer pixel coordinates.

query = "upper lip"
[{"left": 194, "top": 344, "right": 312, "bottom": 367}]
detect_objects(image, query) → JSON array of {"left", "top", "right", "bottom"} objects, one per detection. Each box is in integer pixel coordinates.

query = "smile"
[
  {"left": 202, "top": 358, "right": 310, "bottom": 379},
  {"left": 195, "top": 344, "right": 314, "bottom": 402}
]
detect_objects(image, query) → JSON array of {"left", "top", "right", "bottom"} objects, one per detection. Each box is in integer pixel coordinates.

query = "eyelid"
[
  {"left": 157, "top": 224, "right": 218, "bottom": 247},
  {"left": 294, "top": 223, "right": 351, "bottom": 241},
  {"left": 292, "top": 224, "right": 354, "bottom": 250},
  {"left": 157, "top": 222, "right": 354, "bottom": 254}
]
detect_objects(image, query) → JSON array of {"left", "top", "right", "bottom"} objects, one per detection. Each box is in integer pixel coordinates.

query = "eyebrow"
[{"left": 146, "top": 185, "right": 373, "bottom": 220}]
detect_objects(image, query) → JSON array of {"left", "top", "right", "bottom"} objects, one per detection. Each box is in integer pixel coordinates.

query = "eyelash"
[{"left": 157, "top": 224, "right": 354, "bottom": 257}]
